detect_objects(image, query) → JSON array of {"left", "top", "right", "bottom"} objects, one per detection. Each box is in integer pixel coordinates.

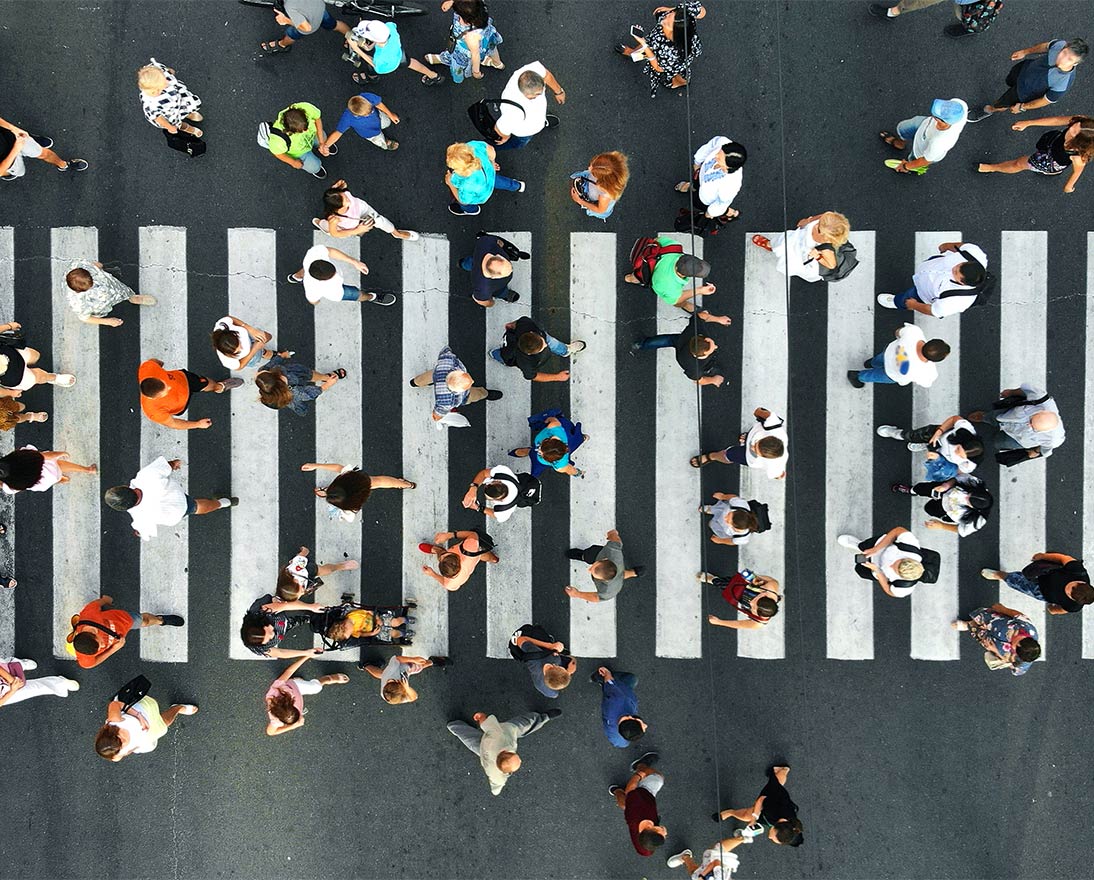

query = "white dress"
[{"left": 770, "top": 220, "right": 823, "bottom": 282}]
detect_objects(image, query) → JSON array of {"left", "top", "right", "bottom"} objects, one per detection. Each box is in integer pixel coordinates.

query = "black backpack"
[
  {"left": 814, "top": 241, "right": 858, "bottom": 282},
  {"left": 508, "top": 623, "right": 557, "bottom": 662},
  {"left": 894, "top": 542, "right": 941, "bottom": 585},
  {"left": 477, "top": 471, "right": 542, "bottom": 513},
  {"left": 467, "top": 98, "right": 524, "bottom": 145},
  {"left": 935, "top": 248, "right": 996, "bottom": 309},
  {"left": 748, "top": 499, "right": 772, "bottom": 533}
]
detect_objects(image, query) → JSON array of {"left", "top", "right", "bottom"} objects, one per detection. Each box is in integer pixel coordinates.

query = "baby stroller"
[{"left": 311, "top": 600, "right": 417, "bottom": 648}]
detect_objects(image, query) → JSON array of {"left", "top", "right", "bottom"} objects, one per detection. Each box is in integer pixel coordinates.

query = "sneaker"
[
  {"left": 890, "top": 482, "right": 914, "bottom": 495},
  {"left": 0, "top": 175, "right": 17, "bottom": 182},
  {"left": 159, "top": 614, "right": 185, "bottom": 627},
  {"left": 545, "top": 114, "right": 561, "bottom": 128},
  {"left": 16, "top": 658, "right": 37, "bottom": 671},
  {"left": 404, "top": 616, "right": 417, "bottom": 625},
  {"left": 227, "top": 497, "right": 240, "bottom": 506},
  {"left": 366, "top": 292, "right": 397, "bottom": 306},
  {"left": 944, "top": 22, "right": 975, "bottom": 37},
  {"left": 33, "top": 136, "right": 54, "bottom": 149},
  {"left": 312, "top": 166, "right": 328, "bottom": 180},
  {"left": 876, "top": 425, "right": 904, "bottom": 440},
  {"left": 965, "top": 106, "right": 993, "bottom": 124},
  {"left": 868, "top": 2, "right": 898, "bottom": 18},
  {"left": 449, "top": 203, "right": 481, "bottom": 216},
  {"left": 609, "top": 784, "right": 624, "bottom": 797},
  {"left": 64, "top": 678, "right": 80, "bottom": 692},
  {"left": 837, "top": 534, "right": 861, "bottom": 549},
  {"left": 906, "top": 441, "right": 928, "bottom": 452},
  {"left": 846, "top": 370, "right": 865, "bottom": 389},
  {"left": 485, "top": 389, "right": 503, "bottom": 401},
  {"left": 311, "top": 219, "right": 324, "bottom": 232},
  {"left": 326, "top": 144, "right": 339, "bottom": 156},
  {"left": 630, "top": 751, "right": 658, "bottom": 772},
  {"left": 287, "top": 273, "right": 303, "bottom": 284},
  {"left": 711, "top": 811, "right": 724, "bottom": 823},
  {"left": 502, "top": 291, "right": 521, "bottom": 303},
  {"left": 220, "top": 378, "right": 244, "bottom": 391},
  {"left": 666, "top": 850, "right": 693, "bottom": 869},
  {"left": 566, "top": 340, "right": 587, "bottom": 356},
  {"left": 545, "top": 708, "right": 562, "bottom": 719},
  {"left": 58, "top": 159, "right": 89, "bottom": 172},
  {"left": 876, "top": 293, "right": 897, "bottom": 309},
  {"left": 980, "top": 568, "right": 1001, "bottom": 581},
  {"left": 630, "top": 565, "right": 646, "bottom": 577},
  {"left": 429, "top": 656, "right": 449, "bottom": 667},
  {"left": 516, "top": 180, "right": 526, "bottom": 192}
]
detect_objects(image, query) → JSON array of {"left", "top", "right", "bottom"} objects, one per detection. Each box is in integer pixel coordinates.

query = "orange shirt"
[
  {"left": 72, "top": 601, "right": 134, "bottom": 668},
  {"left": 138, "top": 359, "right": 191, "bottom": 425}
]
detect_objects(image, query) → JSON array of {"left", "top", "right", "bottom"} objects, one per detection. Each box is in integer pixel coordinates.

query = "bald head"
[
  {"left": 497, "top": 751, "right": 521, "bottom": 774},
  {"left": 447, "top": 370, "right": 474, "bottom": 393},
  {"left": 1030, "top": 411, "right": 1059, "bottom": 433}
]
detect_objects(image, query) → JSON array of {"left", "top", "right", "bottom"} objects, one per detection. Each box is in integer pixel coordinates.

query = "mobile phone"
[{"left": 630, "top": 24, "right": 645, "bottom": 39}]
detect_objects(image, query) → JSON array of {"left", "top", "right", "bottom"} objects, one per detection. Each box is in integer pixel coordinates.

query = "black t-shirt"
[
  {"left": 1037, "top": 559, "right": 1089, "bottom": 612},
  {"left": 471, "top": 235, "right": 514, "bottom": 302},
  {"left": 1041, "top": 129, "right": 1074, "bottom": 166},
  {"left": 0, "top": 127, "right": 15, "bottom": 157},
  {"left": 673, "top": 315, "right": 723, "bottom": 380},
  {"left": 501, "top": 316, "right": 551, "bottom": 379},
  {"left": 0, "top": 344, "right": 26, "bottom": 387},
  {"left": 759, "top": 776, "right": 798, "bottom": 825}
]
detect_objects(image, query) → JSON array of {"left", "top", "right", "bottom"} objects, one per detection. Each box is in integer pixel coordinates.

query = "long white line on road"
[
  {"left": 568, "top": 233, "right": 617, "bottom": 658},
  {"left": 138, "top": 226, "right": 189, "bottom": 662},
  {"left": 402, "top": 235, "right": 449, "bottom": 658},
  {"left": 484, "top": 232, "right": 533, "bottom": 659},
  {"left": 0, "top": 228, "right": 14, "bottom": 657},
  {"left": 228, "top": 228, "right": 279, "bottom": 660},
  {"left": 653, "top": 232, "right": 702, "bottom": 659},
  {"left": 825, "top": 231, "right": 876, "bottom": 660},
  {"left": 51, "top": 227, "right": 101, "bottom": 659},
  {"left": 997, "top": 231, "right": 1048, "bottom": 655},
  {"left": 310, "top": 231, "right": 363, "bottom": 662},
  {"left": 737, "top": 233, "right": 788, "bottom": 660},
  {"left": 909, "top": 232, "right": 962, "bottom": 661},
  {"left": 1085, "top": 232, "right": 1094, "bottom": 659}
]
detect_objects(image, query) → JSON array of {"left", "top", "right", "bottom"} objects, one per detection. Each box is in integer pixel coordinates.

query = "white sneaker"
[
  {"left": 837, "top": 534, "right": 861, "bottom": 549},
  {"left": 876, "top": 293, "right": 897, "bottom": 309},
  {"left": 666, "top": 850, "right": 693, "bottom": 868},
  {"left": 16, "top": 657, "right": 37, "bottom": 671},
  {"left": 64, "top": 678, "right": 80, "bottom": 692},
  {"left": 876, "top": 425, "right": 904, "bottom": 440},
  {"left": 980, "top": 568, "right": 1000, "bottom": 581},
  {"left": 906, "top": 442, "right": 928, "bottom": 452}
]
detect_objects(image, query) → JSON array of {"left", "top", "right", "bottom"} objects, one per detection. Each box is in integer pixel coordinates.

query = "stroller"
[{"left": 310, "top": 600, "right": 417, "bottom": 649}]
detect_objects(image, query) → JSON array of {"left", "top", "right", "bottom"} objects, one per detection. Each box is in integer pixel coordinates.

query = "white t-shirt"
[
  {"left": 708, "top": 497, "right": 751, "bottom": 543},
  {"left": 884, "top": 323, "right": 937, "bottom": 387},
  {"left": 691, "top": 850, "right": 740, "bottom": 880},
  {"left": 874, "top": 531, "right": 921, "bottom": 597},
  {"left": 301, "top": 245, "right": 345, "bottom": 305},
  {"left": 745, "top": 412, "right": 788, "bottom": 479},
  {"left": 912, "top": 244, "right": 988, "bottom": 318},
  {"left": 911, "top": 115, "right": 966, "bottom": 163},
  {"left": 692, "top": 135, "right": 743, "bottom": 218},
  {"left": 212, "top": 317, "right": 253, "bottom": 370},
  {"left": 938, "top": 418, "right": 978, "bottom": 473},
  {"left": 128, "top": 456, "right": 189, "bottom": 540},
  {"left": 111, "top": 704, "right": 159, "bottom": 755},
  {"left": 940, "top": 486, "right": 987, "bottom": 537},
  {"left": 484, "top": 465, "right": 519, "bottom": 523},
  {"left": 496, "top": 61, "right": 548, "bottom": 137}
]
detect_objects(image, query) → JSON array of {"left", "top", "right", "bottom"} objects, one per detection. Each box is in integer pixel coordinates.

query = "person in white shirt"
[
  {"left": 460, "top": 464, "right": 527, "bottom": 522},
  {"left": 447, "top": 708, "right": 559, "bottom": 795},
  {"left": 210, "top": 315, "right": 288, "bottom": 371},
  {"left": 666, "top": 836, "right": 747, "bottom": 880},
  {"left": 876, "top": 414, "right": 984, "bottom": 473},
  {"left": 691, "top": 407, "right": 788, "bottom": 480},
  {"left": 675, "top": 135, "right": 746, "bottom": 222},
  {"left": 288, "top": 244, "right": 396, "bottom": 306},
  {"left": 104, "top": 457, "right": 236, "bottom": 540},
  {"left": 494, "top": 60, "right": 565, "bottom": 149},
  {"left": 837, "top": 528, "right": 933, "bottom": 598},
  {"left": 701, "top": 493, "right": 759, "bottom": 547},
  {"left": 877, "top": 241, "right": 989, "bottom": 316},
  {"left": 849, "top": 323, "right": 949, "bottom": 388},
  {"left": 881, "top": 98, "right": 968, "bottom": 174}
]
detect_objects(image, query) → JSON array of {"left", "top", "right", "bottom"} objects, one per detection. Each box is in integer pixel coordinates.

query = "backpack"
[
  {"left": 508, "top": 623, "right": 557, "bottom": 662},
  {"left": 935, "top": 248, "right": 997, "bottom": 309},
  {"left": 814, "top": 241, "right": 858, "bottom": 282},
  {"left": 477, "top": 471, "right": 542, "bottom": 512},
  {"left": 467, "top": 98, "right": 525, "bottom": 145},
  {"left": 747, "top": 499, "right": 772, "bottom": 533},
  {"left": 629, "top": 236, "right": 683, "bottom": 287},
  {"left": 256, "top": 121, "right": 291, "bottom": 151},
  {"left": 895, "top": 542, "right": 941, "bottom": 584}
]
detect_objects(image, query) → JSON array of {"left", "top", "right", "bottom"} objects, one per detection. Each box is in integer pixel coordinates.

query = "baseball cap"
[
  {"left": 676, "top": 254, "right": 711, "bottom": 279},
  {"left": 358, "top": 20, "right": 390, "bottom": 43},
  {"left": 930, "top": 98, "right": 968, "bottom": 125}
]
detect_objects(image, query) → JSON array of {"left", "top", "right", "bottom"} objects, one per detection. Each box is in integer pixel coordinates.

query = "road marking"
[
  {"left": 402, "top": 235, "right": 450, "bottom": 658},
  {"left": 1085, "top": 232, "right": 1094, "bottom": 659},
  {"left": 484, "top": 232, "right": 533, "bottom": 659},
  {"left": 51, "top": 227, "right": 101, "bottom": 659},
  {"left": 909, "top": 232, "right": 962, "bottom": 661},
  {"left": 653, "top": 232, "right": 702, "bottom": 659},
  {"left": 0, "top": 228, "right": 14, "bottom": 657},
  {"left": 737, "top": 233, "right": 788, "bottom": 659},
  {"left": 138, "top": 226, "right": 189, "bottom": 662},
  {"left": 825, "top": 231, "right": 876, "bottom": 660},
  {"left": 568, "top": 232, "right": 617, "bottom": 657},
  {"left": 228, "top": 228, "right": 279, "bottom": 660}
]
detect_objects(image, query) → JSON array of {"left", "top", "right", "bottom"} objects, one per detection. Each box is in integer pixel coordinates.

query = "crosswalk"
[{"left": 0, "top": 225, "right": 1091, "bottom": 665}]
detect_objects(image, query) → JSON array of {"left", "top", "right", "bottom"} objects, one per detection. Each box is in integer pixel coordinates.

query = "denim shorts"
[
  {"left": 340, "top": 284, "right": 361, "bottom": 301},
  {"left": 1004, "top": 572, "right": 1045, "bottom": 602},
  {"left": 184, "top": 494, "right": 197, "bottom": 516}
]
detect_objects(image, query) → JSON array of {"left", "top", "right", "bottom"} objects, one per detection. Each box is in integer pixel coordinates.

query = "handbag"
[
  {"left": 163, "top": 127, "right": 207, "bottom": 158},
  {"left": 996, "top": 447, "right": 1032, "bottom": 468},
  {"left": 993, "top": 391, "right": 1050, "bottom": 412},
  {"left": 983, "top": 651, "right": 1010, "bottom": 670},
  {"left": 467, "top": 98, "right": 524, "bottom": 144},
  {"left": 0, "top": 328, "right": 24, "bottom": 344},
  {"left": 0, "top": 660, "right": 26, "bottom": 682},
  {"left": 113, "top": 674, "right": 152, "bottom": 711}
]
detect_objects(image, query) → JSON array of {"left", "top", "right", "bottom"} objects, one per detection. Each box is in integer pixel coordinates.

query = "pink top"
[
  {"left": 264, "top": 679, "right": 303, "bottom": 722},
  {"left": 330, "top": 193, "right": 368, "bottom": 231}
]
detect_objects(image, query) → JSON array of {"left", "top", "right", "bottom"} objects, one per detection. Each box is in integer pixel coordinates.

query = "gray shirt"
[
  {"left": 996, "top": 383, "right": 1065, "bottom": 457},
  {"left": 284, "top": 0, "right": 327, "bottom": 30},
  {"left": 592, "top": 540, "right": 627, "bottom": 600}
]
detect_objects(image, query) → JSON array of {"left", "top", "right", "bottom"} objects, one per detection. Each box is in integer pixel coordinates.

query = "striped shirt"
[{"left": 432, "top": 347, "right": 469, "bottom": 417}]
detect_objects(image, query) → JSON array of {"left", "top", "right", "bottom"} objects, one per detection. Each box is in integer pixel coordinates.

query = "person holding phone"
[{"left": 614, "top": 4, "right": 707, "bottom": 97}]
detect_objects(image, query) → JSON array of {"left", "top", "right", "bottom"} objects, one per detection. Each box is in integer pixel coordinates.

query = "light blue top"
[
  {"left": 373, "top": 22, "right": 403, "bottom": 74},
  {"left": 450, "top": 140, "right": 495, "bottom": 205},
  {"left": 534, "top": 425, "right": 570, "bottom": 470}
]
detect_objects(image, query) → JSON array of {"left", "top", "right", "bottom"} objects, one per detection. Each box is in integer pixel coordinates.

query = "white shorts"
[
  {"left": 292, "top": 677, "right": 324, "bottom": 696},
  {"left": 10, "top": 350, "right": 36, "bottom": 390},
  {"left": 636, "top": 772, "right": 664, "bottom": 797},
  {"left": 4, "top": 135, "right": 44, "bottom": 179}
]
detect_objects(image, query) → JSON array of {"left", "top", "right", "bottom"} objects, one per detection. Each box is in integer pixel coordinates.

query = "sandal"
[
  {"left": 330, "top": 369, "right": 347, "bottom": 380},
  {"left": 751, "top": 235, "right": 772, "bottom": 251},
  {"left": 879, "top": 131, "right": 902, "bottom": 148},
  {"left": 52, "top": 373, "right": 76, "bottom": 387},
  {"left": 689, "top": 453, "right": 714, "bottom": 468},
  {"left": 0, "top": 575, "right": 16, "bottom": 589},
  {"left": 260, "top": 39, "right": 292, "bottom": 54},
  {"left": 674, "top": 181, "right": 692, "bottom": 193},
  {"left": 422, "top": 74, "right": 444, "bottom": 86},
  {"left": 352, "top": 71, "right": 379, "bottom": 84}
]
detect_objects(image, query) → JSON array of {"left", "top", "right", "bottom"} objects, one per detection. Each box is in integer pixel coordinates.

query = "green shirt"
[
  {"left": 649, "top": 237, "right": 688, "bottom": 305},
  {"left": 269, "top": 102, "right": 322, "bottom": 158}
]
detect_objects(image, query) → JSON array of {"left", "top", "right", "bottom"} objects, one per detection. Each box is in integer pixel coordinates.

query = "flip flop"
[
  {"left": 674, "top": 181, "right": 692, "bottom": 193},
  {"left": 751, "top": 234, "right": 771, "bottom": 251},
  {"left": 53, "top": 373, "right": 76, "bottom": 387},
  {"left": 330, "top": 369, "right": 347, "bottom": 380},
  {"left": 689, "top": 453, "right": 713, "bottom": 468},
  {"left": 879, "top": 131, "right": 902, "bottom": 147},
  {"left": 260, "top": 40, "right": 292, "bottom": 54}
]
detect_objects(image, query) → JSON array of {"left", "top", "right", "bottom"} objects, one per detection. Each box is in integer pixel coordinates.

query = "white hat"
[{"left": 357, "top": 20, "right": 390, "bottom": 43}]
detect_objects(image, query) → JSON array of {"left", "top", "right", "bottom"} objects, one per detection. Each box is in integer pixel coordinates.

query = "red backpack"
[{"left": 629, "top": 237, "right": 683, "bottom": 287}]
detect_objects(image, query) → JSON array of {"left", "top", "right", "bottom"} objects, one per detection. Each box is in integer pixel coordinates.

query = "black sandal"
[
  {"left": 260, "top": 39, "right": 292, "bottom": 54},
  {"left": 0, "top": 574, "right": 16, "bottom": 589},
  {"left": 330, "top": 369, "right": 347, "bottom": 380},
  {"left": 689, "top": 453, "right": 713, "bottom": 468}
]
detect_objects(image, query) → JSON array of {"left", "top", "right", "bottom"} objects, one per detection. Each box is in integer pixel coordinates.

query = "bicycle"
[{"left": 238, "top": 0, "right": 425, "bottom": 19}]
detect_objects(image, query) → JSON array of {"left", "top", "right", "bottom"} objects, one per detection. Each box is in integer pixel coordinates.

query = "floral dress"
[
  {"left": 967, "top": 607, "right": 1038, "bottom": 675},
  {"left": 66, "top": 261, "right": 135, "bottom": 320},
  {"left": 139, "top": 58, "right": 202, "bottom": 128},
  {"left": 644, "top": 2, "right": 704, "bottom": 97},
  {"left": 440, "top": 14, "right": 503, "bottom": 84}
]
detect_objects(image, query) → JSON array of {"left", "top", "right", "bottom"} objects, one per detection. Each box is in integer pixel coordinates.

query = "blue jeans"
[
  {"left": 453, "top": 174, "right": 522, "bottom": 213},
  {"left": 896, "top": 116, "right": 925, "bottom": 147},
  {"left": 636, "top": 334, "right": 676, "bottom": 350},
  {"left": 285, "top": 9, "right": 337, "bottom": 40},
  {"left": 299, "top": 149, "right": 323, "bottom": 174},
  {"left": 490, "top": 332, "right": 567, "bottom": 364},
  {"left": 895, "top": 286, "right": 921, "bottom": 309},
  {"left": 495, "top": 134, "right": 533, "bottom": 150},
  {"left": 1004, "top": 572, "right": 1045, "bottom": 602},
  {"left": 858, "top": 352, "right": 896, "bottom": 384},
  {"left": 340, "top": 284, "right": 361, "bottom": 301}
]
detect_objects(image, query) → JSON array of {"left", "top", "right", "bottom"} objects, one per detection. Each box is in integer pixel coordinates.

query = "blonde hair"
[
  {"left": 543, "top": 666, "right": 571, "bottom": 691},
  {"left": 446, "top": 143, "right": 481, "bottom": 177},
  {"left": 348, "top": 95, "right": 374, "bottom": 116},
  {"left": 137, "top": 65, "right": 167, "bottom": 94},
  {"left": 818, "top": 212, "right": 850, "bottom": 246},
  {"left": 588, "top": 151, "right": 630, "bottom": 199},
  {"left": 382, "top": 680, "right": 410, "bottom": 704},
  {"left": 896, "top": 559, "right": 924, "bottom": 581}
]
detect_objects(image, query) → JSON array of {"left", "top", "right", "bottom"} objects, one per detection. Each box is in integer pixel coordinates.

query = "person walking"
[
  {"left": 615, "top": 2, "right": 706, "bottom": 97},
  {"left": 314, "top": 179, "right": 419, "bottom": 241},
  {"left": 137, "top": 59, "right": 204, "bottom": 143},
  {"left": 0, "top": 112, "right": 88, "bottom": 180},
  {"left": 701, "top": 493, "right": 762, "bottom": 547},
  {"left": 890, "top": 473, "right": 992, "bottom": 538},
  {"left": 837, "top": 527, "right": 939, "bottom": 598},
  {"left": 409, "top": 346, "right": 501, "bottom": 425},
  {"left": 876, "top": 414, "right": 983, "bottom": 474},
  {"left": 445, "top": 140, "right": 524, "bottom": 215},
  {"left": 321, "top": 92, "right": 401, "bottom": 154},
  {"left": 666, "top": 837, "right": 748, "bottom": 879},
  {"left": 981, "top": 552, "right": 1094, "bottom": 615},
  {"left": 625, "top": 238, "right": 715, "bottom": 313},
  {"left": 210, "top": 316, "right": 283, "bottom": 371},
  {"left": 569, "top": 151, "right": 629, "bottom": 219},
  {"left": 0, "top": 446, "right": 96, "bottom": 495},
  {"left": 492, "top": 60, "right": 565, "bottom": 149},
  {"left": 491, "top": 316, "right": 584, "bottom": 383},
  {"left": 263, "top": 102, "right": 331, "bottom": 179},
  {"left": 674, "top": 136, "right": 746, "bottom": 236},
  {"left": 875, "top": 241, "right": 990, "bottom": 317},
  {"left": 591, "top": 666, "right": 646, "bottom": 747},
  {"left": 259, "top": 0, "right": 350, "bottom": 54},
  {"left": 630, "top": 308, "right": 731, "bottom": 387},
  {"left": 713, "top": 765, "right": 804, "bottom": 847},
  {"left": 610, "top": 751, "right": 668, "bottom": 857},
  {"left": 509, "top": 410, "right": 587, "bottom": 478},
  {"left": 702, "top": 570, "right": 782, "bottom": 630},
  {"left": 66, "top": 595, "right": 183, "bottom": 669},
  {"left": 953, "top": 605, "right": 1040, "bottom": 674},
  {"left": 691, "top": 407, "right": 788, "bottom": 480},
  {"left": 362, "top": 655, "right": 448, "bottom": 704},
  {"left": 459, "top": 231, "right": 529, "bottom": 307},
  {"left": 63, "top": 261, "right": 155, "bottom": 327},
  {"left": 240, "top": 593, "right": 327, "bottom": 659},
  {"left": 461, "top": 464, "right": 539, "bottom": 521},
  {"left": 276, "top": 546, "right": 359, "bottom": 601},
  {"left": 264, "top": 655, "right": 349, "bottom": 736},
  {"left": 447, "top": 708, "right": 560, "bottom": 795},
  {"left": 94, "top": 684, "right": 197, "bottom": 761},
  {"left": 869, "top": 0, "right": 1005, "bottom": 38},
  {"left": 426, "top": 0, "right": 503, "bottom": 84},
  {"left": 289, "top": 243, "right": 396, "bottom": 306},
  {"left": 302, "top": 462, "right": 415, "bottom": 523},
  {"left": 967, "top": 38, "right": 1088, "bottom": 123},
  {"left": 0, "top": 658, "right": 79, "bottom": 709},
  {"left": 979, "top": 115, "right": 1094, "bottom": 193},
  {"left": 138, "top": 357, "right": 242, "bottom": 430},
  {"left": 0, "top": 325, "right": 76, "bottom": 393},
  {"left": 255, "top": 356, "right": 344, "bottom": 416},
  {"left": 344, "top": 19, "right": 444, "bottom": 86},
  {"left": 508, "top": 624, "right": 576, "bottom": 698},
  {"left": 847, "top": 323, "right": 950, "bottom": 388},
  {"left": 880, "top": 98, "right": 968, "bottom": 175},
  {"left": 419, "top": 529, "right": 498, "bottom": 591},
  {"left": 105, "top": 457, "right": 236, "bottom": 540},
  {"left": 967, "top": 384, "right": 1065, "bottom": 463},
  {"left": 565, "top": 529, "right": 643, "bottom": 604},
  {"left": 752, "top": 212, "right": 851, "bottom": 283}
]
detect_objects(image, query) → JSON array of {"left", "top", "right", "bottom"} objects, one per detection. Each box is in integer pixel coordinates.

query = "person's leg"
[
  {"left": 56, "top": 458, "right": 97, "bottom": 475},
  {"left": 407, "top": 57, "right": 442, "bottom": 80},
  {"left": 410, "top": 369, "right": 433, "bottom": 387},
  {"left": 459, "top": 255, "right": 473, "bottom": 272},
  {"left": 567, "top": 545, "right": 604, "bottom": 564},
  {"left": 858, "top": 359, "right": 896, "bottom": 384},
  {"left": 723, "top": 445, "right": 748, "bottom": 465},
  {"left": 370, "top": 475, "right": 416, "bottom": 489},
  {"left": 893, "top": 287, "right": 922, "bottom": 310},
  {"left": 978, "top": 157, "right": 1031, "bottom": 174},
  {"left": 912, "top": 482, "right": 939, "bottom": 498},
  {"left": 904, "top": 423, "right": 940, "bottom": 443},
  {"left": 466, "top": 386, "right": 488, "bottom": 404},
  {"left": 495, "top": 135, "right": 532, "bottom": 151},
  {"left": 192, "top": 495, "right": 233, "bottom": 514},
  {"left": 299, "top": 150, "right": 323, "bottom": 175},
  {"left": 507, "top": 710, "right": 552, "bottom": 737},
  {"left": 317, "top": 673, "right": 349, "bottom": 686},
  {"left": 492, "top": 174, "right": 524, "bottom": 193},
  {"left": 137, "top": 612, "right": 168, "bottom": 627},
  {"left": 1002, "top": 572, "right": 1045, "bottom": 601},
  {"left": 160, "top": 703, "right": 197, "bottom": 726},
  {"left": 447, "top": 719, "right": 484, "bottom": 755},
  {"left": 542, "top": 331, "right": 570, "bottom": 357},
  {"left": 488, "top": 348, "right": 506, "bottom": 364},
  {"left": 29, "top": 367, "right": 62, "bottom": 384},
  {"left": 293, "top": 678, "right": 325, "bottom": 696},
  {"left": 894, "top": 117, "right": 923, "bottom": 147},
  {"left": 718, "top": 806, "right": 757, "bottom": 822},
  {"left": 635, "top": 334, "right": 678, "bottom": 350},
  {"left": 1, "top": 675, "right": 77, "bottom": 703},
  {"left": 317, "top": 560, "right": 359, "bottom": 576},
  {"left": 772, "top": 765, "right": 790, "bottom": 785},
  {"left": 613, "top": 783, "right": 628, "bottom": 809}
]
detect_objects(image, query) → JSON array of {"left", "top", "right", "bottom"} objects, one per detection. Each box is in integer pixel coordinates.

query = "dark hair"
[
  {"left": 949, "top": 429, "right": 983, "bottom": 460},
  {"left": 730, "top": 510, "right": 759, "bottom": 533},
  {"left": 688, "top": 336, "right": 714, "bottom": 358},
  {"left": 483, "top": 482, "right": 508, "bottom": 500},
  {"left": 756, "top": 437, "right": 784, "bottom": 459},
  {"left": 104, "top": 486, "right": 139, "bottom": 511},
  {"left": 322, "top": 185, "right": 349, "bottom": 217},
  {"left": 956, "top": 261, "right": 985, "bottom": 287},
  {"left": 241, "top": 614, "right": 271, "bottom": 646},
  {"left": 722, "top": 142, "right": 747, "bottom": 172},
  {"left": 922, "top": 339, "right": 951, "bottom": 363},
  {"left": 71, "top": 632, "right": 100, "bottom": 655},
  {"left": 282, "top": 107, "right": 308, "bottom": 132},
  {"left": 452, "top": 0, "right": 488, "bottom": 28},
  {"left": 637, "top": 828, "right": 666, "bottom": 852},
  {"left": 756, "top": 596, "right": 780, "bottom": 618},
  {"left": 324, "top": 470, "right": 372, "bottom": 512},
  {"left": 1071, "top": 582, "right": 1094, "bottom": 605},
  {"left": 139, "top": 377, "right": 166, "bottom": 397},
  {"left": 439, "top": 553, "right": 461, "bottom": 578},
  {"left": 671, "top": 8, "right": 697, "bottom": 54},
  {"left": 539, "top": 437, "right": 568, "bottom": 463},
  {"left": 1015, "top": 637, "right": 1041, "bottom": 663},
  {"left": 94, "top": 725, "right": 124, "bottom": 759},
  {"left": 1065, "top": 38, "right": 1089, "bottom": 60},
  {"left": 618, "top": 717, "right": 645, "bottom": 742},
  {"left": 267, "top": 691, "right": 300, "bottom": 726},
  {"left": 0, "top": 448, "right": 45, "bottom": 491},
  {"left": 211, "top": 326, "right": 242, "bottom": 357},
  {"left": 255, "top": 369, "right": 293, "bottom": 411},
  {"left": 517, "top": 331, "right": 546, "bottom": 356},
  {"left": 308, "top": 259, "right": 337, "bottom": 282},
  {"left": 957, "top": 477, "right": 993, "bottom": 522},
  {"left": 774, "top": 819, "right": 804, "bottom": 846},
  {"left": 66, "top": 267, "right": 94, "bottom": 292}
]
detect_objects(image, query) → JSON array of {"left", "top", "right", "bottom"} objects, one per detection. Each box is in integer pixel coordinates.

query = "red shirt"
[{"left": 625, "top": 788, "right": 659, "bottom": 856}]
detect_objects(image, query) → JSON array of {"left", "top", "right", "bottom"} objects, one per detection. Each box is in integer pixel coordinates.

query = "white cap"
[{"left": 357, "top": 20, "right": 390, "bottom": 43}]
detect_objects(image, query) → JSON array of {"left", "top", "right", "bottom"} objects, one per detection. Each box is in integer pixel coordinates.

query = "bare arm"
[
  {"left": 532, "top": 371, "right": 570, "bottom": 383},
  {"left": 301, "top": 462, "right": 345, "bottom": 473},
  {"left": 1031, "top": 552, "right": 1075, "bottom": 565},
  {"left": 274, "top": 655, "right": 310, "bottom": 683},
  {"left": 1064, "top": 157, "right": 1086, "bottom": 194},
  {"left": 708, "top": 615, "right": 764, "bottom": 630},
  {"left": 564, "top": 586, "right": 600, "bottom": 603}
]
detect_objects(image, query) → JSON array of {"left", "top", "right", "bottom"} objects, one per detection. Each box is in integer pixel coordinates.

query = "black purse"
[
  {"left": 163, "top": 127, "right": 207, "bottom": 158},
  {"left": 113, "top": 674, "right": 152, "bottom": 711}
]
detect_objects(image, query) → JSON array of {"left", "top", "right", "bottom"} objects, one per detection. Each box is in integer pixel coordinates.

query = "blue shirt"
[
  {"left": 534, "top": 425, "right": 570, "bottom": 470},
  {"left": 600, "top": 673, "right": 639, "bottom": 748},
  {"left": 336, "top": 93, "right": 384, "bottom": 139},
  {"left": 373, "top": 23, "right": 403, "bottom": 74},
  {"left": 1016, "top": 40, "right": 1076, "bottom": 103}
]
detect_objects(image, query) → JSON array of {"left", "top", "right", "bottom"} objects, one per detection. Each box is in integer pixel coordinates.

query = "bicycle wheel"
[{"left": 238, "top": 0, "right": 278, "bottom": 8}]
